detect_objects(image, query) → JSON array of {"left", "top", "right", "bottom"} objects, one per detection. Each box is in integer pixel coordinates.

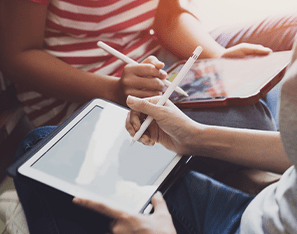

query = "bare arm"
[
  {"left": 0, "top": 0, "right": 111, "bottom": 103},
  {"left": 154, "top": 11, "right": 225, "bottom": 59},
  {"left": 154, "top": 1, "right": 271, "bottom": 59},
  {"left": 126, "top": 96, "right": 291, "bottom": 174},
  {"left": 0, "top": 0, "right": 166, "bottom": 106},
  {"left": 194, "top": 124, "right": 290, "bottom": 174}
]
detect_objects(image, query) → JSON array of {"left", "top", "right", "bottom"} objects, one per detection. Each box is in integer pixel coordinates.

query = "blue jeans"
[
  {"left": 166, "top": 171, "right": 254, "bottom": 234},
  {"left": 14, "top": 126, "right": 254, "bottom": 234}
]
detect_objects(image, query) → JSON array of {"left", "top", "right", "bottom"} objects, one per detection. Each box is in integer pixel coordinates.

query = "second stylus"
[{"left": 97, "top": 41, "right": 188, "bottom": 97}]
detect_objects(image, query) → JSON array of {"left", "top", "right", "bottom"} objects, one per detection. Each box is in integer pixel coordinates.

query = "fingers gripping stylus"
[
  {"left": 97, "top": 41, "right": 189, "bottom": 97},
  {"left": 130, "top": 46, "right": 203, "bottom": 146}
]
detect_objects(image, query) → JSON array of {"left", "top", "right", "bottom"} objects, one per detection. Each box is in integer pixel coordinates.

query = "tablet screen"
[
  {"left": 168, "top": 51, "right": 291, "bottom": 105},
  {"left": 168, "top": 59, "right": 226, "bottom": 103},
  {"left": 21, "top": 101, "right": 178, "bottom": 213}
]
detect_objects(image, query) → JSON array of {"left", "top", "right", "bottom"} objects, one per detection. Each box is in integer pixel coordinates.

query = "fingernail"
[
  {"left": 127, "top": 95, "right": 136, "bottom": 105},
  {"left": 72, "top": 198, "right": 81, "bottom": 204},
  {"left": 154, "top": 191, "right": 162, "bottom": 198},
  {"left": 160, "top": 69, "right": 167, "bottom": 76}
]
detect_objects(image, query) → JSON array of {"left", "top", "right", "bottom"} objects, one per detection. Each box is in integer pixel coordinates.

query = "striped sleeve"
[{"left": 17, "top": 0, "right": 161, "bottom": 127}]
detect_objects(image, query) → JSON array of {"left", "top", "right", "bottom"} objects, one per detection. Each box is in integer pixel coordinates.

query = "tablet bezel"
[{"left": 18, "top": 99, "right": 190, "bottom": 214}]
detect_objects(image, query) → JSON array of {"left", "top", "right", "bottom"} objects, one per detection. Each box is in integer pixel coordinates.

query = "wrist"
[
  {"left": 186, "top": 123, "right": 230, "bottom": 158},
  {"left": 217, "top": 48, "right": 228, "bottom": 58},
  {"left": 181, "top": 121, "right": 208, "bottom": 156},
  {"left": 103, "top": 76, "right": 126, "bottom": 106}
]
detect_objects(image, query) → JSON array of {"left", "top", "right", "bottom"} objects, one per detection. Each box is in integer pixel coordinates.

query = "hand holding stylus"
[
  {"left": 97, "top": 41, "right": 188, "bottom": 97},
  {"left": 129, "top": 46, "right": 203, "bottom": 146}
]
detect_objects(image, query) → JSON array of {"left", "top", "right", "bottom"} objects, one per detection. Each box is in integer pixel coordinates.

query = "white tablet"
[{"left": 17, "top": 99, "right": 190, "bottom": 214}]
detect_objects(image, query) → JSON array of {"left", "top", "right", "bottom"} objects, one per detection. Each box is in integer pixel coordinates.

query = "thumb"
[
  {"left": 151, "top": 191, "right": 169, "bottom": 213},
  {"left": 126, "top": 96, "right": 162, "bottom": 119}
]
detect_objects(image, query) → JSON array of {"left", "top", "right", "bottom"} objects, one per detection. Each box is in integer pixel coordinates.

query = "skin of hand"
[
  {"left": 73, "top": 191, "right": 177, "bottom": 234},
  {"left": 221, "top": 43, "right": 272, "bottom": 58},
  {"left": 0, "top": 0, "right": 167, "bottom": 108},
  {"left": 125, "top": 95, "right": 202, "bottom": 155},
  {"left": 118, "top": 56, "right": 167, "bottom": 100}
]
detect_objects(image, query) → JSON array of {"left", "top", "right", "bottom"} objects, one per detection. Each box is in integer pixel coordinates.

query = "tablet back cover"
[{"left": 168, "top": 51, "right": 292, "bottom": 108}]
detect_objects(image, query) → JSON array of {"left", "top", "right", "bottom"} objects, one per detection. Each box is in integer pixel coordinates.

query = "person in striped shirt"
[
  {"left": 10, "top": 33, "right": 297, "bottom": 234},
  {"left": 1, "top": 0, "right": 293, "bottom": 128}
]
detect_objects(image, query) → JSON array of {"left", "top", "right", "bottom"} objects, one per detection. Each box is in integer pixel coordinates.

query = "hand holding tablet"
[{"left": 73, "top": 191, "right": 176, "bottom": 233}]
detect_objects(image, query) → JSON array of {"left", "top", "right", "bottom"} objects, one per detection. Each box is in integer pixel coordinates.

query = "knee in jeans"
[{"left": 15, "top": 126, "right": 56, "bottom": 160}]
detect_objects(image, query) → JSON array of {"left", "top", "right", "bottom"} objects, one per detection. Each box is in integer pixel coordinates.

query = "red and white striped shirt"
[{"left": 18, "top": 0, "right": 161, "bottom": 127}]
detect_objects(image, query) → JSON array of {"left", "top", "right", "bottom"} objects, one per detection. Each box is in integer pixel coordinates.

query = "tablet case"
[
  {"left": 168, "top": 50, "right": 292, "bottom": 108},
  {"left": 7, "top": 99, "right": 192, "bottom": 197}
]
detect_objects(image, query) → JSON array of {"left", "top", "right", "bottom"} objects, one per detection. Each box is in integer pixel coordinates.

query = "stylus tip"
[{"left": 130, "top": 139, "right": 135, "bottom": 146}]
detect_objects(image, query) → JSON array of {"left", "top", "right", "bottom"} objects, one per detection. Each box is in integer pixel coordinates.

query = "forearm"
[
  {"left": 125, "top": 96, "right": 290, "bottom": 174},
  {"left": 154, "top": 12, "right": 225, "bottom": 59},
  {"left": 3, "top": 49, "right": 122, "bottom": 104},
  {"left": 189, "top": 124, "right": 291, "bottom": 174}
]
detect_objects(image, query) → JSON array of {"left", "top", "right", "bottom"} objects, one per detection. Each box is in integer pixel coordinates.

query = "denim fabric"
[
  {"left": 264, "top": 81, "right": 282, "bottom": 130},
  {"left": 14, "top": 126, "right": 56, "bottom": 160},
  {"left": 165, "top": 171, "right": 254, "bottom": 234}
]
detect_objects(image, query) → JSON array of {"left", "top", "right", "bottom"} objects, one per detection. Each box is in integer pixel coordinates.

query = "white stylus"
[
  {"left": 97, "top": 41, "right": 188, "bottom": 97},
  {"left": 130, "top": 46, "right": 203, "bottom": 146}
]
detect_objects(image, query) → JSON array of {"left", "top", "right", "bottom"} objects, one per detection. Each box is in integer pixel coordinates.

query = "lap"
[
  {"left": 208, "top": 13, "right": 297, "bottom": 129},
  {"left": 14, "top": 73, "right": 277, "bottom": 233},
  {"left": 15, "top": 174, "right": 111, "bottom": 234},
  {"left": 16, "top": 168, "right": 253, "bottom": 234},
  {"left": 14, "top": 126, "right": 254, "bottom": 234},
  {"left": 182, "top": 99, "right": 276, "bottom": 130},
  {"left": 14, "top": 126, "right": 111, "bottom": 234},
  {"left": 202, "top": 12, "right": 297, "bottom": 129},
  {"left": 165, "top": 170, "right": 254, "bottom": 234}
]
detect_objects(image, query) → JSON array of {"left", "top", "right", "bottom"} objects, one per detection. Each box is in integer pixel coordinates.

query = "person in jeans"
[
  {"left": 77, "top": 40, "right": 297, "bottom": 233},
  {"left": 13, "top": 40, "right": 297, "bottom": 234}
]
